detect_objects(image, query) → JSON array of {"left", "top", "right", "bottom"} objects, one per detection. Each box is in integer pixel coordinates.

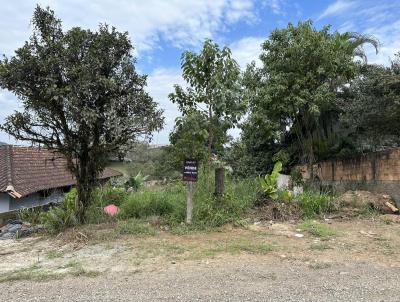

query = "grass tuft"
[
  {"left": 47, "top": 250, "right": 64, "bottom": 259},
  {"left": 298, "top": 220, "right": 337, "bottom": 238},
  {"left": 116, "top": 219, "right": 157, "bottom": 236}
]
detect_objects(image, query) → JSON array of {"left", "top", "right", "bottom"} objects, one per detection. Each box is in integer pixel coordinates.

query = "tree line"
[{"left": 1, "top": 6, "right": 399, "bottom": 219}]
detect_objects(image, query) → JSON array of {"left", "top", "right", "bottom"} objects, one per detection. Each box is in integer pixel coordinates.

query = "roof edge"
[{"left": 6, "top": 184, "right": 22, "bottom": 198}]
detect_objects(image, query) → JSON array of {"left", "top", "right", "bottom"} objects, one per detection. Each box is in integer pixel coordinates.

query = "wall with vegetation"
[{"left": 299, "top": 148, "right": 400, "bottom": 205}]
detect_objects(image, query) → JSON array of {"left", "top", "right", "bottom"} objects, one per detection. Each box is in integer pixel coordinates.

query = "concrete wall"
[
  {"left": 299, "top": 148, "right": 400, "bottom": 205},
  {"left": 0, "top": 193, "right": 10, "bottom": 213}
]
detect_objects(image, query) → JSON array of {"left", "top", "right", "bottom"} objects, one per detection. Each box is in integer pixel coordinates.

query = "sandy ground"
[{"left": 1, "top": 218, "right": 400, "bottom": 301}]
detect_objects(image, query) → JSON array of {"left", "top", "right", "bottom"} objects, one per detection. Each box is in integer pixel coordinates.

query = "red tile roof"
[{"left": 0, "top": 145, "right": 122, "bottom": 198}]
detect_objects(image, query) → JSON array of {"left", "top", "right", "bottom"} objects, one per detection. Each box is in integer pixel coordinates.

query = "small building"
[{"left": 0, "top": 145, "right": 121, "bottom": 213}]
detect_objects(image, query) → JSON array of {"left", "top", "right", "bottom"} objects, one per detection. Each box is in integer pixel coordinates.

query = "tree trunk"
[
  {"left": 75, "top": 152, "right": 96, "bottom": 223},
  {"left": 76, "top": 182, "right": 92, "bottom": 222},
  {"left": 214, "top": 167, "right": 224, "bottom": 198},
  {"left": 207, "top": 104, "right": 213, "bottom": 193}
]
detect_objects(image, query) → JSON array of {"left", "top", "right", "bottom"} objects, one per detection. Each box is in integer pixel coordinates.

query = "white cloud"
[
  {"left": 0, "top": 91, "right": 22, "bottom": 144},
  {"left": 321, "top": 1, "right": 400, "bottom": 66},
  {"left": 230, "top": 36, "right": 264, "bottom": 68},
  {"left": 263, "top": 0, "right": 285, "bottom": 15},
  {"left": 146, "top": 68, "right": 184, "bottom": 144},
  {"left": 364, "top": 20, "right": 400, "bottom": 65},
  {"left": 0, "top": 0, "right": 257, "bottom": 56},
  {"left": 317, "top": 0, "right": 356, "bottom": 20},
  {"left": 0, "top": 0, "right": 260, "bottom": 144}
]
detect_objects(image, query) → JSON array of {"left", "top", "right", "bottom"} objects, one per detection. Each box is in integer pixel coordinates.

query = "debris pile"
[
  {"left": 338, "top": 190, "right": 399, "bottom": 214},
  {"left": 0, "top": 220, "right": 42, "bottom": 240}
]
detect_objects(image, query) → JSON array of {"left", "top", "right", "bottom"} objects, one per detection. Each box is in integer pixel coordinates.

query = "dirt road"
[{"left": 1, "top": 218, "right": 399, "bottom": 301}]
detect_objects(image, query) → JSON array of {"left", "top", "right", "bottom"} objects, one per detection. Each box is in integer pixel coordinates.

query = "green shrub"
[
  {"left": 100, "top": 186, "right": 127, "bottom": 206},
  {"left": 260, "top": 161, "right": 282, "bottom": 199},
  {"left": 18, "top": 208, "right": 42, "bottom": 224},
  {"left": 125, "top": 171, "right": 149, "bottom": 191},
  {"left": 297, "top": 190, "right": 335, "bottom": 218},
  {"left": 85, "top": 186, "right": 127, "bottom": 224},
  {"left": 119, "top": 184, "right": 185, "bottom": 220},
  {"left": 278, "top": 190, "right": 293, "bottom": 202},
  {"left": 290, "top": 167, "right": 304, "bottom": 186},
  {"left": 40, "top": 189, "right": 80, "bottom": 234}
]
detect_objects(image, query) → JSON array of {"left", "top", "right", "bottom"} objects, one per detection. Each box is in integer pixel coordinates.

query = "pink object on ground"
[{"left": 103, "top": 204, "right": 119, "bottom": 216}]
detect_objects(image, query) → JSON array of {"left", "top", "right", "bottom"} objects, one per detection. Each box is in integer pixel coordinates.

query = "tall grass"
[
  {"left": 119, "top": 169, "right": 258, "bottom": 228},
  {"left": 39, "top": 189, "right": 80, "bottom": 234},
  {"left": 297, "top": 190, "right": 336, "bottom": 218},
  {"left": 27, "top": 168, "right": 260, "bottom": 233}
]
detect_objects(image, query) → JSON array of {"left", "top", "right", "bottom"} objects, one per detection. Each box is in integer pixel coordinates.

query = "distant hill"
[{"left": 0, "top": 142, "right": 8, "bottom": 146}]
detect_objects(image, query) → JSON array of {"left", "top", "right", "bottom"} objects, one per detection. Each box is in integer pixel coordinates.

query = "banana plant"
[{"left": 260, "top": 161, "right": 282, "bottom": 199}]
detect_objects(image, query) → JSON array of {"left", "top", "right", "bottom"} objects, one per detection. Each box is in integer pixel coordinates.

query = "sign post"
[{"left": 182, "top": 159, "right": 198, "bottom": 224}]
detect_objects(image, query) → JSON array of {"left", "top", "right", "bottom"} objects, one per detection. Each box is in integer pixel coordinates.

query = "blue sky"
[{"left": 1, "top": 0, "right": 399, "bottom": 144}]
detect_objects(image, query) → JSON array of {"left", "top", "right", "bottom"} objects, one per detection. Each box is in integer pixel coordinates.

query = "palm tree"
[{"left": 341, "top": 32, "right": 379, "bottom": 62}]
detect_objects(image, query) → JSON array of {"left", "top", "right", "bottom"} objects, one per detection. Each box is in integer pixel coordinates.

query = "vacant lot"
[{"left": 1, "top": 218, "right": 399, "bottom": 301}]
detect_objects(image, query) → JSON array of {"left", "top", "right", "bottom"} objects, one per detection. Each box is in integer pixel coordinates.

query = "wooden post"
[
  {"left": 215, "top": 167, "right": 224, "bottom": 197},
  {"left": 186, "top": 181, "right": 193, "bottom": 224}
]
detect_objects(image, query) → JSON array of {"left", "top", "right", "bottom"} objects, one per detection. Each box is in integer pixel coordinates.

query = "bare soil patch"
[{"left": 1, "top": 217, "right": 400, "bottom": 301}]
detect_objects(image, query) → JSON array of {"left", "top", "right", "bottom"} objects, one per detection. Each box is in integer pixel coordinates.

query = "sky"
[{"left": 0, "top": 0, "right": 399, "bottom": 145}]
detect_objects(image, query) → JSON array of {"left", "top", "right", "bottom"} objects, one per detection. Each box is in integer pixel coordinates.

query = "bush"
[
  {"left": 297, "top": 191, "right": 335, "bottom": 218},
  {"left": 40, "top": 189, "right": 80, "bottom": 234},
  {"left": 119, "top": 184, "right": 185, "bottom": 221},
  {"left": 125, "top": 171, "right": 149, "bottom": 191},
  {"left": 18, "top": 208, "right": 42, "bottom": 224},
  {"left": 85, "top": 185, "right": 128, "bottom": 224},
  {"left": 100, "top": 186, "right": 127, "bottom": 206},
  {"left": 260, "top": 161, "right": 282, "bottom": 199}
]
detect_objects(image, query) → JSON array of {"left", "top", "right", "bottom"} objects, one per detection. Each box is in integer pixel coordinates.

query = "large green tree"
[
  {"left": 0, "top": 6, "right": 163, "bottom": 219},
  {"left": 241, "top": 21, "right": 378, "bottom": 175},
  {"left": 169, "top": 39, "right": 244, "bottom": 185},
  {"left": 340, "top": 54, "right": 400, "bottom": 151}
]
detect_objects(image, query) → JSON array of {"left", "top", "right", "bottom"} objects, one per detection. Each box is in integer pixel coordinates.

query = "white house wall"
[
  {"left": 0, "top": 193, "right": 10, "bottom": 213},
  {"left": 8, "top": 190, "right": 64, "bottom": 212}
]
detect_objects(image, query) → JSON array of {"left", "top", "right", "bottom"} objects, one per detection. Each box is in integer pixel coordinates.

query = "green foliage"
[
  {"left": 125, "top": 171, "right": 149, "bottom": 191},
  {"left": 40, "top": 189, "right": 80, "bottom": 234},
  {"left": 18, "top": 208, "right": 42, "bottom": 224},
  {"left": 290, "top": 167, "right": 304, "bottom": 186},
  {"left": 239, "top": 21, "right": 378, "bottom": 174},
  {"left": 168, "top": 111, "right": 210, "bottom": 163},
  {"left": 85, "top": 185, "right": 127, "bottom": 224},
  {"left": 119, "top": 185, "right": 185, "bottom": 221},
  {"left": 297, "top": 191, "right": 335, "bottom": 218},
  {"left": 169, "top": 39, "right": 244, "bottom": 167},
  {"left": 0, "top": 6, "right": 163, "bottom": 219},
  {"left": 278, "top": 190, "right": 293, "bottom": 202},
  {"left": 260, "top": 161, "right": 282, "bottom": 199},
  {"left": 108, "top": 145, "right": 181, "bottom": 181},
  {"left": 298, "top": 220, "right": 337, "bottom": 237},
  {"left": 118, "top": 168, "right": 258, "bottom": 229},
  {"left": 340, "top": 61, "right": 400, "bottom": 151}
]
